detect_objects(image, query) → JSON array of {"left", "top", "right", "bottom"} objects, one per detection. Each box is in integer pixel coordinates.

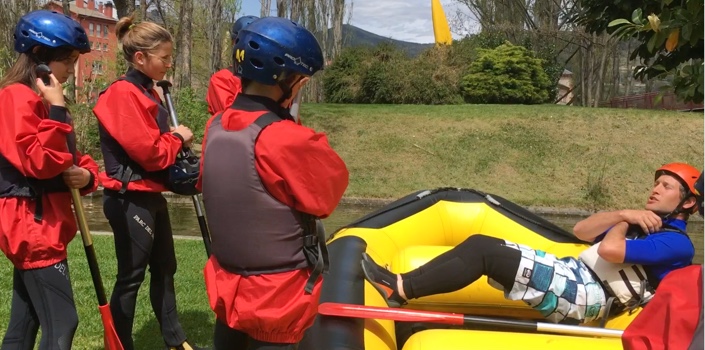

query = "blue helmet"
[
  {"left": 230, "top": 15, "right": 259, "bottom": 41},
  {"left": 14, "top": 10, "right": 90, "bottom": 54},
  {"left": 234, "top": 17, "right": 324, "bottom": 86}
]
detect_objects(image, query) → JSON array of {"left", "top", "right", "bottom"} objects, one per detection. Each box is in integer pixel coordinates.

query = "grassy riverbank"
[
  {"left": 0, "top": 104, "right": 700, "bottom": 349},
  {"left": 300, "top": 103, "right": 703, "bottom": 210},
  {"left": 0, "top": 236, "right": 212, "bottom": 350}
]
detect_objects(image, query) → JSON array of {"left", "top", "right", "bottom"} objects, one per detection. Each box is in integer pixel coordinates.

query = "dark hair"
[{"left": 0, "top": 46, "right": 75, "bottom": 90}]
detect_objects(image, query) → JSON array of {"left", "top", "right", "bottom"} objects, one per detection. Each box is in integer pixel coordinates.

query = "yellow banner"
[{"left": 432, "top": 0, "right": 452, "bottom": 45}]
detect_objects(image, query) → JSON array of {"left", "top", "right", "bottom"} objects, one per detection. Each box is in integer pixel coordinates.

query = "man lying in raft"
[{"left": 361, "top": 162, "right": 699, "bottom": 325}]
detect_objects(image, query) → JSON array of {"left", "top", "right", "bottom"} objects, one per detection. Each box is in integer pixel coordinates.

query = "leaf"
[
  {"left": 653, "top": 92, "right": 664, "bottom": 107},
  {"left": 689, "top": 29, "right": 701, "bottom": 46},
  {"left": 608, "top": 18, "right": 632, "bottom": 27},
  {"left": 682, "top": 24, "right": 693, "bottom": 42},
  {"left": 665, "top": 29, "right": 680, "bottom": 52},
  {"left": 652, "top": 64, "right": 667, "bottom": 71},
  {"left": 687, "top": 0, "right": 701, "bottom": 14},
  {"left": 632, "top": 8, "right": 643, "bottom": 24},
  {"left": 647, "top": 33, "right": 658, "bottom": 53},
  {"left": 655, "top": 30, "right": 670, "bottom": 50},
  {"left": 647, "top": 14, "right": 661, "bottom": 32}
]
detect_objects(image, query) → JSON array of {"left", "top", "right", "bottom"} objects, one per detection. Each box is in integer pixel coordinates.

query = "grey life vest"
[{"left": 202, "top": 112, "right": 328, "bottom": 293}]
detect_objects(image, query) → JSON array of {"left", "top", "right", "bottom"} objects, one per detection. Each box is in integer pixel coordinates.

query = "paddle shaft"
[
  {"left": 318, "top": 303, "right": 624, "bottom": 338},
  {"left": 156, "top": 80, "right": 212, "bottom": 257},
  {"left": 70, "top": 188, "right": 108, "bottom": 305}
]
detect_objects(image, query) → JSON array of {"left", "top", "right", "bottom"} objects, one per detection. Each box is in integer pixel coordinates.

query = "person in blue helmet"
[
  {"left": 205, "top": 15, "right": 259, "bottom": 116},
  {"left": 197, "top": 16, "right": 349, "bottom": 350},
  {"left": 0, "top": 10, "right": 100, "bottom": 350}
]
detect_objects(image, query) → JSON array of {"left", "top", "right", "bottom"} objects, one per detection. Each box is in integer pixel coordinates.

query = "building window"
[
  {"left": 92, "top": 61, "right": 103, "bottom": 74},
  {"left": 103, "top": 43, "right": 108, "bottom": 52},
  {"left": 104, "top": 25, "right": 109, "bottom": 38},
  {"left": 88, "top": 23, "right": 94, "bottom": 36}
]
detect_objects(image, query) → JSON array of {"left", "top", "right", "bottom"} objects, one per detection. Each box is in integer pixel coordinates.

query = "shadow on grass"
[{"left": 129, "top": 310, "right": 214, "bottom": 350}]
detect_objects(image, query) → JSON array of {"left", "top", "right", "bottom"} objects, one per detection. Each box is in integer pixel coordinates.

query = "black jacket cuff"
[{"left": 48, "top": 105, "right": 69, "bottom": 123}]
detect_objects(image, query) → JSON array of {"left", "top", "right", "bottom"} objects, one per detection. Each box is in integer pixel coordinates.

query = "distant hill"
[{"left": 336, "top": 24, "right": 435, "bottom": 57}]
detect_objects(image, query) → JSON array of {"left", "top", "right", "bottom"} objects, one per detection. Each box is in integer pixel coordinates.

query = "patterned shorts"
[{"left": 489, "top": 240, "right": 608, "bottom": 324}]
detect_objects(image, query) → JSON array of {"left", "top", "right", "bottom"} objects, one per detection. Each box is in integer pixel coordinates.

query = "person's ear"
[{"left": 134, "top": 51, "right": 146, "bottom": 66}]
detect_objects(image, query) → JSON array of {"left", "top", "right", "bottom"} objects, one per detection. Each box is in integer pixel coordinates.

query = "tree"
[
  {"left": 61, "top": 0, "right": 78, "bottom": 101},
  {"left": 260, "top": 0, "right": 272, "bottom": 16},
  {"left": 113, "top": 0, "right": 136, "bottom": 18},
  {"left": 274, "top": 0, "right": 350, "bottom": 102},
  {"left": 0, "top": 0, "right": 41, "bottom": 76},
  {"left": 206, "top": 0, "right": 223, "bottom": 74},
  {"left": 173, "top": 0, "right": 193, "bottom": 89},
  {"left": 575, "top": 0, "right": 704, "bottom": 103},
  {"left": 460, "top": 42, "right": 553, "bottom": 104}
]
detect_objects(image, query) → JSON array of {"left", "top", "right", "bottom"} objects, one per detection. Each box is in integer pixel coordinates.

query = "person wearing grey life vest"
[{"left": 197, "top": 16, "right": 349, "bottom": 350}]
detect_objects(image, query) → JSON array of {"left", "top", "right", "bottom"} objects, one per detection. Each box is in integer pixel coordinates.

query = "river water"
[{"left": 80, "top": 194, "right": 704, "bottom": 264}]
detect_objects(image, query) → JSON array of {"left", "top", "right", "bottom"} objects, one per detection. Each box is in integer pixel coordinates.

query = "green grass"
[
  {"left": 300, "top": 103, "right": 704, "bottom": 210},
  {"left": 0, "top": 236, "right": 213, "bottom": 350},
  {"left": 1, "top": 103, "right": 702, "bottom": 349}
]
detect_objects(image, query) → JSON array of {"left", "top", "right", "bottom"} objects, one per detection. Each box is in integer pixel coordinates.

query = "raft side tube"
[
  {"left": 299, "top": 236, "right": 368, "bottom": 350},
  {"left": 331, "top": 188, "right": 583, "bottom": 244}
]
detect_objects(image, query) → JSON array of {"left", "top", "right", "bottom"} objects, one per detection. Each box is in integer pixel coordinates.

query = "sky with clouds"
[{"left": 240, "top": 1, "right": 477, "bottom": 44}]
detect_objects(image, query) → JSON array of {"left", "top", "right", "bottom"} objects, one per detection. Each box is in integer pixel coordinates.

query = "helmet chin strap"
[{"left": 659, "top": 196, "right": 694, "bottom": 219}]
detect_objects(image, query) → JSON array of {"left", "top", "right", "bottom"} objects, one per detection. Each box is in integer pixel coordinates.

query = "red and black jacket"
[
  {"left": 0, "top": 83, "right": 99, "bottom": 269},
  {"left": 206, "top": 67, "right": 242, "bottom": 116},
  {"left": 94, "top": 68, "right": 183, "bottom": 193}
]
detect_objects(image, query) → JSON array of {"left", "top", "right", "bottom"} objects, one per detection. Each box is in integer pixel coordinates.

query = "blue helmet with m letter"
[{"left": 233, "top": 16, "right": 324, "bottom": 86}]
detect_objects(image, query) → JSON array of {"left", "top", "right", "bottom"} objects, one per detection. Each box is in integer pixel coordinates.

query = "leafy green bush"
[
  {"left": 322, "top": 47, "right": 369, "bottom": 103},
  {"left": 460, "top": 42, "right": 553, "bottom": 104},
  {"left": 68, "top": 102, "right": 101, "bottom": 158},
  {"left": 173, "top": 86, "right": 210, "bottom": 144},
  {"left": 325, "top": 43, "right": 467, "bottom": 105}
]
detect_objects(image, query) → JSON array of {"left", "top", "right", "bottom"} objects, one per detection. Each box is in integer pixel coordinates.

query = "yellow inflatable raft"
[{"left": 299, "top": 188, "right": 640, "bottom": 350}]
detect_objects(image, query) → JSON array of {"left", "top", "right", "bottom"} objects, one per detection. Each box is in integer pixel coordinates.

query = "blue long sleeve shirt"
[{"left": 594, "top": 218, "right": 694, "bottom": 281}]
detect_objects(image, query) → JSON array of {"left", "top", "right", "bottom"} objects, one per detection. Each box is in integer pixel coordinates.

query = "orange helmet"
[{"left": 655, "top": 162, "right": 701, "bottom": 214}]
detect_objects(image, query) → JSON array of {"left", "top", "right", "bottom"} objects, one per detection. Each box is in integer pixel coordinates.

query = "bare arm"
[
  {"left": 573, "top": 209, "right": 663, "bottom": 242},
  {"left": 573, "top": 210, "right": 626, "bottom": 242},
  {"left": 597, "top": 222, "right": 629, "bottom": 263}
]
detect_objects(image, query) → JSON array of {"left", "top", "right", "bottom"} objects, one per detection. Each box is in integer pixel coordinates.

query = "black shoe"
[{"left": 360, "top": 252, "right": 407, "bottom": 307}]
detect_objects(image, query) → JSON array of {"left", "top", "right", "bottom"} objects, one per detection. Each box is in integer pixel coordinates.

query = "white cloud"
[{"left": 241, "top": 0, "right": 476, "bottom": 44}]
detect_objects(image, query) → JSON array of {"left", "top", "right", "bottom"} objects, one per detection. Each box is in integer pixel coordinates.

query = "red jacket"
[
  {"left": 196, "top": 94, "right": 348, "bottom": 219},
  {"left": 93, "top": 70, "right": 183, "bottom": 192},
  {"left": 0, "top": 83, "right": 99, "bottom": 270},
  {"left": 206, "top": 68, "right": 241, "bottom": 116},
  {"left": 622, "top": 264, "right": 703, "bottom": 350}
]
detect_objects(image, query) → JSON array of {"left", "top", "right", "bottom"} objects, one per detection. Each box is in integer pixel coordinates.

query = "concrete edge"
[{"left": 83, "top": 189, "right": 703, "bottom": 223}]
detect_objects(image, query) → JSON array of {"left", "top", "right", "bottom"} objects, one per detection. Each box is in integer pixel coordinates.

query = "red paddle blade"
[
  {"left": 318, "top": 303, "right": 465, "bottom": 326},
  {"left": 99, "top": 305, "right": 125, "bottom": 350}
]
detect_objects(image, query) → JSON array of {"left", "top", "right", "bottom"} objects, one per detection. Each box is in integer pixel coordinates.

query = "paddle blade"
[
  {"left": 99, "top": 305, "right": 125, "bottom": 350},
  {"left": 318, "top": 303, "right": 465, "bottom": 326}
]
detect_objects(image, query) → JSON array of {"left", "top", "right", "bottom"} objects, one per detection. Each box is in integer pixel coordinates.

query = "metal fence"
[{"left": 599, "top": 92, "right": 704, "bottom": 111}]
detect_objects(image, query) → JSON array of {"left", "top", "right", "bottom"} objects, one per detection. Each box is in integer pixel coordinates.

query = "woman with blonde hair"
[
  {"left": 93, "top": 14, "right": 203, "bottom": 350},
  {"left": 0, "top": 10, "right": 99, "bottom": 350}
]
